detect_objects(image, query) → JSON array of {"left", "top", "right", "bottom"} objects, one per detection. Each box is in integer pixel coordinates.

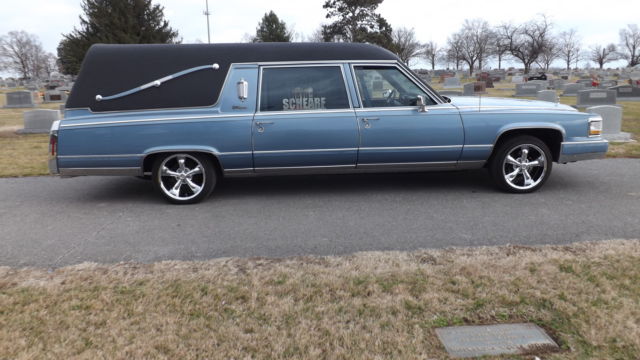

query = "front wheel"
[
  {"left": 489, "top": 136, "right": 552, "bottom": 193},
  {"left": 152, "top": 153, "right": 216, "bottom": 204}
]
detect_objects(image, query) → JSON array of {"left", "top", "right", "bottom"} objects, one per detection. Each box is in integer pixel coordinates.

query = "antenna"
[{"left": 203, "top": 0, "right": 211, "bottom": 43}]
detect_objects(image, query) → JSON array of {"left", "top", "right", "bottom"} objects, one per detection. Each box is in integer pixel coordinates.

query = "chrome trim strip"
[
  {"left": 254, "top": 148, "right": 356, "bottom": 154},
  {"left": 463, "top": 144, "right": 493, "bottom": 149},
  {"left": 357, "top": 161, "right": 457, "bottom": 167},
  {"left": 456, "top": 105, "right": 578, "bottom": 112},
  {"left": 58, "top": 154, "right": 142, "bottom": 159},
  {"left": 561, "top": 139, "right": 609, "bottom": 145},
  {"left": 59, "top": 167, "right": 142, "bottom": 176},
  {"left": 220, "top": 151, "right": 252, "bottom": 156},
  {"left": 359, "top": 145, "right": 462, "bottom": 151},
  {"left": 60, "top": 113, "right": 250, "bottom": 128},
  {"left": 254, "top": 109, "right": 355, "bottom": 116},
  {"left": 255, "top": 164, "right": 354, "bottom": 171}
]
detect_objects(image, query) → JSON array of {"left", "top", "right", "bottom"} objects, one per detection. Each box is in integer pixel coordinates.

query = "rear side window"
[{"left": 259, "top": 66, "right": 350, "bottom": 112}]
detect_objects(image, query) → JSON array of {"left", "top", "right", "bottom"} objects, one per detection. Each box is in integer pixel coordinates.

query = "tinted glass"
[
  {"left": 354, "top": 66, "right": 435, "bottom": 108},
  {"left": 260, "top": 66, "right": 350, "bottom": 112}
]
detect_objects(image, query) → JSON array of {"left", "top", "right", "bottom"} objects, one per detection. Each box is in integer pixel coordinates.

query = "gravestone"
[
  {"left": 474, "top": 81, "right": 487, "bottom": 93},
  {"left": 3, "top": 90, "right": 35, "bottom": 108},
  {"left": 44, "top": 90, "right": 68, "bottom": 103},
  {"left": 511, "top": 75, "right": 524, "bottom": 83},
  {"left": 609, "top": 85, "right": 640, "bottom": 99},
  {"left": 537, "top": 90, "right": 558, "bottom": 103},
  {"left": 528, "top": 79, "right": 548, "bottom": 89},
  {"left": 443, "top": 77, "right": 462, "bottom": 88},
  {"left": 59, "top": 104, "right": 65, "bottom": 118},
  {"left": 587, "top": 105, "right": 631, "bottom": 141},
  {"left": 551, "top": 79, "right": 566, "bottom": 90},
  {"left": 436, "top": 323, "right": 559, "bottom": 358},
  {"left": 576, "top": 89, "right": 617, "bottom": 107},
  {"left": 17, "top": 109, "right": 60, "bottom": 134},
  {"left": 562, "top": 83, "right": 585, "bottom": 96},
  {"left": 599, "top": 80, "right": 617, "bottom": 89},
  {"left": 576, "top": 79, "right": 593, "bottom": 87},
  {"left": 515, "top": 83, "right": 542, "bottom": 96},
  {"left": 463, "top": 83, "right": 475, "bottom": 96}
]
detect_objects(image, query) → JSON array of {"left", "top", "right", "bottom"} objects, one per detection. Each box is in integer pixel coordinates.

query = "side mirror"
[
  {"left": 237, "top": 78, "right": 248, "bottom": 101},
  {"left": 416, "top": 95, "right": 429, "bottom": 112}
]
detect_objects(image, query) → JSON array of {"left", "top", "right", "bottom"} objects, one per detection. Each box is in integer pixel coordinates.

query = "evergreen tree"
[
  {"left": 321, "top": 0, "right": 393, "bottom": 50},
  {"left": 57, "top": 0, "right": 180, "bottom": 75},
  {"left": 253, "top": 11, "right": 292, "bottom": 43}
]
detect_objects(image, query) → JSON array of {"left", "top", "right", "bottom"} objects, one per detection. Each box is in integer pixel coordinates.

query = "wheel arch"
[
  {"left": 142, "top": 148, "right": 224, "bottom": 177},
  {"left": 489, "top": 126, "right": 565, "bottom": 163}
]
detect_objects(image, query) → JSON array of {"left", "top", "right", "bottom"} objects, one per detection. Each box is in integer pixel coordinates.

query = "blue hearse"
[{"left": 50, "top": 43, "right": 608, "bottom": 204}]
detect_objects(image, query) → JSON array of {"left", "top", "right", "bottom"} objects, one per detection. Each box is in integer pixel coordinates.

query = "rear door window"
[{"left": 259, "top": 66, "right": 350, "bottom": 112}]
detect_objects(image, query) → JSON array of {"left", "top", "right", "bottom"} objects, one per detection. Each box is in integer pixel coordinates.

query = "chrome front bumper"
[{"left": 558, "top": 139, "right": 609, "bottom": 163}]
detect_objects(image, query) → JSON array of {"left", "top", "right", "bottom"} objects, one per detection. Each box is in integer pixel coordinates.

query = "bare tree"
[
  {"left": 536, "top": 37, "right": 559, "bottom": 71},
  {"left": 445, "top": 34, "right": 464, "bottom": 70},
  {"left": 558, "top": 29, "right": 581, "bottom": 70},
  {"left": 423, "top": 41, "right": 441, "bottom": 70},
  {"left": 390, "top": 27, "right": 422, "bottom": 65},
  {"left": 456, "top": 19, "right": 494, "bottom": 75},
  {"left": 589, "top": 44, "right": 619, "bottom": 69},
  {"left": 306, "top": 27, "right": 325, "bottom": 42},
  {"left": 619, "top": 24, "right": 640, "bottom": 67},
  {"left": 498, "top": 15, "right": 553, "bottom": 74},
  {"left": 0, "top": 30, "right": 45, "bottom": 79},
  {"left": 492, "top": 34, "right": 510, "bottom": 70}
]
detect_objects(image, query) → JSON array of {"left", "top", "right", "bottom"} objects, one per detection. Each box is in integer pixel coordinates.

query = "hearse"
[{"left": 49, "top": 43, "right": 608, "bottom": 204}]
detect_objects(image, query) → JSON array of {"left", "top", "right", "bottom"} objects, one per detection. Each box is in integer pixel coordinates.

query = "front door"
[
  {"left": 252, "top": 65, "right": 358, "bottom": 172},
  {"left": 352, "top": 65, "right": 464, "bottom": 169}
]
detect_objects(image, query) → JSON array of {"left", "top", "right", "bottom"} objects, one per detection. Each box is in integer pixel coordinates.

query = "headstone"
[
  {"left": 474, "top": 81, "right": 487, "bottom": 93},
  {"left": 528, "top": 80, "right": 548, "bottom": 89},
  {"left": 599, "top": 80, "right": 617, "bottom": 89},
  {"left": 17, "top": 109, "right": 60, "bottom": 134},
  {"left": 576, "top": 79, "right": 593, "bottom": 87},
  {"left": 439, "top": 90, "right": 462, "bottom": 96},
  {"left": 586, "top": 105, "right": 631, "bottom": 142},
  {"left": 3, "top": 91, "right": 36, "bottom": 108},
  {"left": 511, "top": 75, "right": 524, "bottom": 83},
  {"left": 609, "top": 85, "right": 640, "bottom": 98},
  {"left": 435, "top": 323, "right": 559, "bottom": 358},
  {"left": 515, "top": 83, "right": 542, "bottom": 96},
  {"left": 44, "top": 90, "right": 68, "bottom": 103},
  {"left": 463, "top": 82, "right": 475, "bottom": 96},
  {"left": 576, "top": 89, "right": 617, "bottom": 107},
  {"left": 443, "top": 77, "right": 462, "bottom": 88},
  {"left": 59, "top": 104, "right": 65, "bottom": 119},
  {"left": 551, "top": 79, "right": 566, "bottom": 90},
  {"left": 562, "top": 83, "right": 585, "bottom": 96},
  {"left": 537, "top": 90, "right": 558, "bottom": 102}
]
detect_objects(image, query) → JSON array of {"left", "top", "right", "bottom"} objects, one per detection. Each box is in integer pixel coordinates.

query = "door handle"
[
  {"left": 255, "top": 121, "right": 274, "bottom": 133},
  {"left": 360, "top": 117, "right": 379, "bottom": 129}
]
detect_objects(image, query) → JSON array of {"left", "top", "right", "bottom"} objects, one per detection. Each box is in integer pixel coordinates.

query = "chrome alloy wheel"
[
  {"left": 502, "top": 144, "right": 547, "bottom": 190},
  {"left": 158, "top": 154, "right": 206, "bottom": 201}
]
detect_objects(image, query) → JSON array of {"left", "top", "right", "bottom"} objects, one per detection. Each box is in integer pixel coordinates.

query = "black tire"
[
  {"left": 152, "top": 153, "right": 216, "bottom": 204},
  {"left": 488, "top": 135, "right": 553, "bottom": 193}
]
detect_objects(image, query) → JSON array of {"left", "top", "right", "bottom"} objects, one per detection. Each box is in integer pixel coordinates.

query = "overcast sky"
[{"left": 1, "top": 0, "right": 638, "bottom": 71}]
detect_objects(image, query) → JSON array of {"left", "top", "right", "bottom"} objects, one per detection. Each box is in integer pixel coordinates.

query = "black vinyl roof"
[{"left": 66, "top": 42, "right": 400, "bottom": 112}]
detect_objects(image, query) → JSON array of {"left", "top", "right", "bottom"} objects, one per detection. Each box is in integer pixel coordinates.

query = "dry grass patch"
[{"left": 1, "top": 240, "right": 639, "bottom": 359}]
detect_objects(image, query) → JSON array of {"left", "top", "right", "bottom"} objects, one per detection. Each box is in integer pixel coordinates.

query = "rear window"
[{"left": 259, "top": 66, "right": 350, "bottom": 112}]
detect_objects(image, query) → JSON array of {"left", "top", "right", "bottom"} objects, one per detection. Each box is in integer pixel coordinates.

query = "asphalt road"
[{"left": 1, "top": 159, "right": 639, "bottom": 268}]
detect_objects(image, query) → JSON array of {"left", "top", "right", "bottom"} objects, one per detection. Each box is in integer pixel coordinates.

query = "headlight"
[{"left": 589, "top": 116, "right": 602, "bottom": 137}]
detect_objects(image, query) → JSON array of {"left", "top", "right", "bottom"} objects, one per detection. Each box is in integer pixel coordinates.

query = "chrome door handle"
[
  {"left": 255, "top": 121, "right": 274, "bottom": 133},
  {"left": 360, "top": 117, "right": 379, "bottom": 129}
]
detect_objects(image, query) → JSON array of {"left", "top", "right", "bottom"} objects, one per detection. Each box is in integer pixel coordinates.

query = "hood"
[{"left": 446, "top": 96, "right": 577, "bottom": 112}]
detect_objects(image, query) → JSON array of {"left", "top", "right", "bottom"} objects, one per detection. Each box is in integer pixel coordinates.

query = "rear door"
[{"left": 252, "top": 64, "right": 358, "bottom": 172}]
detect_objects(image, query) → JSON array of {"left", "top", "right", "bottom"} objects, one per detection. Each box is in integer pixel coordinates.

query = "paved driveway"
[{"left": 1, "top": 159, "right": 638, "bottom": 268}]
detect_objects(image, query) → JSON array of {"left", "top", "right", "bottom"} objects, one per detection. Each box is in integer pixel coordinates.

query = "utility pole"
[{"left": 203, "top": 0, "right": 211, "bottom": 43}]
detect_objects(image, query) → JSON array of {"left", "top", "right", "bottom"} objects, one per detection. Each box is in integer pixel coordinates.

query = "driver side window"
[{"left": 353, "top": 66, "right": 435, "bottom": 108}]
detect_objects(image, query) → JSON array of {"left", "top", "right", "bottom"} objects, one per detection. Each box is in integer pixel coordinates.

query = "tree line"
[{"left": 1, "top": 0, "right": 639, "bottom": 78}]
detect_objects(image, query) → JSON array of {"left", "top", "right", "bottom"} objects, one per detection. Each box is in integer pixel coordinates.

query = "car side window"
[
  {"left": 260, "top": 66, "right": 350, "bottom": 112},
  {"left": 353, "top": 66, "right": 436, "bottom": 108}
]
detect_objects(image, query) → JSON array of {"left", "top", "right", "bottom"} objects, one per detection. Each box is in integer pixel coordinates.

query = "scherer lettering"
[{"left": 283, "top": 97, "right": 327, "bottom": 110}]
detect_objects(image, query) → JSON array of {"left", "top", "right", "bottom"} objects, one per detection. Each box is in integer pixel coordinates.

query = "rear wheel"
[
  {"left": 489, "top": 136, "right": 552, "bottom": 193},
  {"left": 152, "top": 153, "right": 216, "bottom": 204}
]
